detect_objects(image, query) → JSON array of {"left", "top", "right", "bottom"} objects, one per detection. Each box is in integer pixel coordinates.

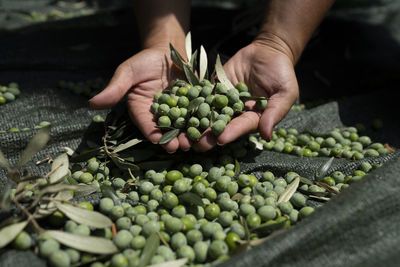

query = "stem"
[{"left": 13, "top": 198, "right": 44, "bottom": 233}]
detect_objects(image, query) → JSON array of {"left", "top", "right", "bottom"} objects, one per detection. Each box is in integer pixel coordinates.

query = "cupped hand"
[
  {"left": 211, "top": 39, "right": 299, "bottom": 147},
  {"left": 89, "top": 47, "right": 193, "bottom": 153}
]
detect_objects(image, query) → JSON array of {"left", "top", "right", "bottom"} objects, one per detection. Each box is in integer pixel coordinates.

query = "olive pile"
[
  {"left": 57, "top": 155, "right": 319, "bottom": 267},
  {"left": 58, "top": 77, "right": 106, "bottom": 98},
  {"left": 7, "top": 141, "right": 382, "bottom": 267},
  {"left": 0, "top": 121, "right": 51, "bottom": 134},
  {"left": 251, "top": 126, "right": 391, "bottom": 159},
  {"left": 0, "top": 82, "right": 20, "bottom": 105},
  {"left": 151, "top": 80, "right": 267, "bottom": 141}
]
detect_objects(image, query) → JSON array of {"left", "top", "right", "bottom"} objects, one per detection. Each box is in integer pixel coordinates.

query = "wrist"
[{"left": 253, "top": 31, "right": 297, "bottom": 64}]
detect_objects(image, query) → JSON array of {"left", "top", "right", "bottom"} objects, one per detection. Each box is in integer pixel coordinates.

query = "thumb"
[{"left": 89, "top": 63, "right": 136, "bottom": 109}]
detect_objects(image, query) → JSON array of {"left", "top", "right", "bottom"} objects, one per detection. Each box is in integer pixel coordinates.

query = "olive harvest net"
[{"left": 0, "top": 85, "right": 400, "bottom": 267}]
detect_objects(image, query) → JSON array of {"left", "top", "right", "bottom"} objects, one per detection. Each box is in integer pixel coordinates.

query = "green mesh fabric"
[{"left": 1, "top": 88, "right": 399, "bottom": 266}]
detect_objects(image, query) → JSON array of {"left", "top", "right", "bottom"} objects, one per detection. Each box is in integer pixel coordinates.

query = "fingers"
[
  {"left": 178, "top": 132, "right": 192, "bottom": 152},
  {"left": 217, "top": 111, "right": 261, "bottom": 145},
  {"left": 89, "top": 63, "right": 136, "bottom": 109},
  {"left": 259, "top": 91, "right": 298, "bottom": 140},
  {"left": 193, "top": 129, "right": 217, "bottom": 152}
]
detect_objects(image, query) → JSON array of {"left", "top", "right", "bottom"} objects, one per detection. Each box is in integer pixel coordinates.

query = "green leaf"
[
  {"left": 240, "top": 96, "right": 268, "bottom": 101},
  {"left": 178, "top": 192, "right": 204, "bottom": 207},
  {"left": 110, "top": 156, "right": 140, "bottom": 171},
  {"left": 149, "top": 258, "right": 188, "bottom": 267},
  {"left": 189, "top": 49, "right": 198, "bottom": 72},
  {"left": 251, "top": 218, "right": 288, "bottom": 237},
  {"left": 170, "top": 43, "right": 185, "bottom": 70},
  {"left": 187, "top": 98, "right": 204, "bottom": 114},
  {"left": 17, "top": 125, "right": 51, "bottom": 168},
  {"left": 113, "top": 139, "right": 143, "bottom": 153},
  {"left": 277, "top": 176, "right": 300, "bottom": 204},
  {"left": 138, "top": 233, "right": 160, "bottom": 267},
  {"left": 239, "top": 216, "right": 250, "bottom": 241},
  {"left": 55, "top": 202, "right": 112, "bottom": 228},
  {"left": 46, "top": 230, "right": 118, "bottom": 254},
  {"left": 0, "top": 220, "right": 28, "bottom": 249},
  {"left": 199, "top": 45, "right": 208, "bottom": 81},
  {"left": 231, "top": 193, "right": 244, "bottom": 201},
  {"left": 249, "top": 138, "right": 263, "bottom": 150},
  {"left": 49, "top": 153, "right": 69, "bottom": 184},
  {"left": 185, "top": 31, "right": 192, "bottom": 63},
  {"left": 70, "top": 147, "right": 102, "bottom": 163},
  {"left": 215, "top": 54, "right": 234, "bottom": 89},
  {"left": 315, "top": 157, "right": 334, "bottom": 180},
  {"left": 234, "top": 159, "right": 240, "bottom": 176},
  {"left": 183, "top": 64, "right": 200, "bottom": 86},
  {"left": 300, "top": 177, "right": 314, "bottom": 186},
  {"left": 0, "top": 148, "right": 10, "bottom": 170},
  {"left": 159, "top": 129, "right": 180, "bottom": 145}
]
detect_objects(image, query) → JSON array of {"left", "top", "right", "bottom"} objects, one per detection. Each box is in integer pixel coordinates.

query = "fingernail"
[
  {"left": 217, "top": 142, "right": 224, "bottom": 146},
  {"left": 182, "top": 147, "right": 190, "bottom": 152}
]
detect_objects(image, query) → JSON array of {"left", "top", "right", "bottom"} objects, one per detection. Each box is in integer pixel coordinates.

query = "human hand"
[
  {"left": 89, "top": 47, "right": 195, "bottom": 153},
  {"left": 213, "top": 38, "right": 299, "bottom": 147}
]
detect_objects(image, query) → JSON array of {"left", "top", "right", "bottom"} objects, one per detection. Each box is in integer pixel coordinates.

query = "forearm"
[
  {"left": 133, "top": 0, "right": 190, "bottom": 52},
  {"left": 255, "top": 0, "right": 335, "bottom": 63}
]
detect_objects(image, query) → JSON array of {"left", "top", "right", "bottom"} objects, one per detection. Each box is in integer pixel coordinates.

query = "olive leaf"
[
  {"left": 113, "top": 139, "right": 143, "bottom": 153},
  {"left": 149, "top": 258, "right": 188, "bottom": 267},
  {"left": 110, "top": 155, "right": 140, "bottom": 171},
  {"left": 0, "top": 148, "right": 10, "bottom": 170},
  {"left": 170, "top": 43, "right": 185, "bottom": 70},
  {"left": 183, "top": 64, "right": 200, "bottom": 86},
  {"left": 215, "top": 54, "right": 234, "bottom": 89},
  {"left": 300, "top": 177, "right": 314, "bottom": 186},
  {"left": 185, "top": 31, "right": 192, "bottom": 63},
  {"left": 138, "top": 233, "right": 160, "bottom": 267},
  {"left": 70, "top": 147, "right": 102, "bottom": 163},
  {"left": 189, "top": 49, "right": 198, "bottom": 72},
  {"left": 231, "top": 193, "right": 244, "bottom": 201},
  {"left": 234, "top": 159, "right": 240, "bottom": 176},
  {"left": 55, "top": 202, "right": 112, "bottom": 228},
  {"left": 298, "top": 188, "right": 329, "bottom": 197},
  {"left": 240, "top": 216, "right": 250, "bottom": 241},
  {"left": 179, "top": 192, "right": 204, "bottom": 207},
  {"left": 159, "top": 129, "right": 180, "bottom": 145},
  {"left": 249, "top": 138, "right": 263, "bottom": 150},
  {"left": 0, "top": 220, "right": 28, "bottom": 249},
  {"left": 61, "top": 146, "right": 74, "bottom": 156},
  {"left": 49, "top": 153, "right": 69, "bottom": 184},
  {"left": 240, "top": 96, "right": 268, "bottom": 101},
  {"left": 315, "top": 157, "right": 334, "bottom": 180},
  {"left": 17, "top": 125, "right": 51, "bottom": 169},
  {"left": 187, "top": 98, "right": 204, "bottom": 114},
  {"left": 316, "top": 182, "right": 340, "bottom": 194},
  {"left": 66, "top": 176, "right": 78, "bottom": 185},
  {"left": 46, "top": 230, "right": 118, "bottom": 254},
  {"left": 308, "top": 195, "right": 330, "bottom": 202},
  {"left": 251, "top": 218, "right": 288, "bottom": 237},
  {"left": 277, "top": 176, "right": 300, "bottom": 204},
  {"left": 35, "top": 191, "right": 74, "bottom": 218},
  {"left": 199, "top": 45, "right": 208, "bottom": 81}
]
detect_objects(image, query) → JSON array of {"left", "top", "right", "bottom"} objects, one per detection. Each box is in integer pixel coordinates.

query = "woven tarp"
[{"left": 1, "top": 86, "right": 400, "bottom": 266}]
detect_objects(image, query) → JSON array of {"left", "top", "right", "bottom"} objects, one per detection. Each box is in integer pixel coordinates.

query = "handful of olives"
[
  {"left": 152, "top": 80, "right": 267, "bottom": 143},
  {"left": 0, "top": 82, "right": 20, "bottom": 105}
]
